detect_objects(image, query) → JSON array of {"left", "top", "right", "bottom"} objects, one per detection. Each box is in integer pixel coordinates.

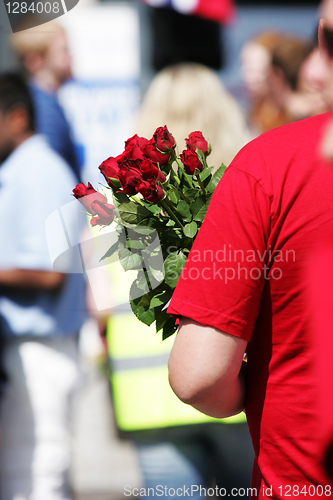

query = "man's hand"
[
  {"left": 168, "top": 317, "right": 247, "bottom": 419},
  {"left": 0, "top": 269, "right": 65, "bottom": 290}
]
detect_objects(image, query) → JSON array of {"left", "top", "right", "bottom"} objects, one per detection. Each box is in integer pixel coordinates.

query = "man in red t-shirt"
[{"left": 167, "top": 9, "right": 333, "bottom": 500}]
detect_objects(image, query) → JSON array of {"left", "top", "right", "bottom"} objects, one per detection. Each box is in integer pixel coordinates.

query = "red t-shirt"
[
  {"left": 309, "top": 240, "right": 333, "bottom": 485},
  {"left": 168, "top": 112, "right": 333, "bottom": 499}
]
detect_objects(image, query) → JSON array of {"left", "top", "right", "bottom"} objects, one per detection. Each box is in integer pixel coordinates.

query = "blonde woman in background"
[{"left": 135, "top": 63, "right": 251, "bottom": 168}]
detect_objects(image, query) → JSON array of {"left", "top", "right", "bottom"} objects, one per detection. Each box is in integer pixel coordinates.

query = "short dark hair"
[{"left": 0, "top": 73, "right": 35, "bottom": 132}]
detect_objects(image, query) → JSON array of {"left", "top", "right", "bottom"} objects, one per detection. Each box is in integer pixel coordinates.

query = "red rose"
[
  {"left": 137, "top": 180, "right": 164, "bottom": 203},
  {"left": 125, "top": 134, "right": 148, "bottom": 151},
  {"left": 180, "top": 149, "right": 203, "bottom": 175},
  {"left": 118, "top": 164, "right": 143, "bottom": 195},
  {"left": 73, "top": 182, "right": 115, "bottom": 226},
  {"left": 143, "top": 139, "right": 170, "bottom": 167},
  {"left": 153, "top": 126, "right": 175, "bottom": 152},
  {"left": 141, "top": 158, "right": 166, "bottom": 183},
  {"left": 99, "top": 157, "right": 120, "bottom": 188},
  {"left": 185, "top": 131, "right": 209, "bottom": 156},
  {"left": 117, "top": 145, "right": 144, "bottom": 164}
]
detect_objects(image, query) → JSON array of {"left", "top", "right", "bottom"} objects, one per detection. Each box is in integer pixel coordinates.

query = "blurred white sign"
[
  {"left": 58, "top": 2, "right": 141, "bottom": 187},
  {"left": 60, "top": 3, "right": 140, "bottom": 80}
]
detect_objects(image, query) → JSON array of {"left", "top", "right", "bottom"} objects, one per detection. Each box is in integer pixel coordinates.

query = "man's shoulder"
[
  {"left": 228, "top": 113, "right": 331, "bottom": 194},
  {"left": 242, "top": 112, "right": 330, "bottom": 157}
]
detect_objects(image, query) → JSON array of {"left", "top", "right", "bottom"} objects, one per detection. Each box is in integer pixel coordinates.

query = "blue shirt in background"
[
  {"left": 0, "top": 135, "right": 86, "bottom": 337},
  {"left": 29, "top": 82, "right": 82, "bottom": 182}
]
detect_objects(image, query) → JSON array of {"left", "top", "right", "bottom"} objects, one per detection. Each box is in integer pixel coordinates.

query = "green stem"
[
  {"left": 160, "top": 199, "right": 184, "bottom": 229},
  {"left": 196, "top": 174, "right": 207, "bottom": 199},
  {"left": 170, "top": 167, "right": 181, "bottom": 186},
  {"left": 175, "top": 158, "right": 194, "bottom": 188},
  {"left": 131, "top": 194, "right": 146, "bottom": 207}
]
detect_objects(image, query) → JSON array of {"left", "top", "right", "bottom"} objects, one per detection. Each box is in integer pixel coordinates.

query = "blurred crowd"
[{"left": 0, "top": 0, "right": 332, "bottom": 499}]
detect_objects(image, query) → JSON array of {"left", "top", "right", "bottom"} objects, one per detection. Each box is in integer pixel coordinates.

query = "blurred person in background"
[
  {"left": 240, "top": 31, "right": 287, "bottom": 135},
  {"left": 269, "top": 35, "right": 328, "bottom": 122},
  {"left": 103, "top": 63, "right": 253, "bottom": 499},
  {"left": 135, "top": 63, "right": 250, "bottom": 168},
  {"left": 240, "top": 31, "right": 325, "bottom": 136},
  {"left": 11, "top": 19, "right": 82, "bottom": 182},
  {"left": 0, "top": 73, "right": 86, "bottom": 500}
]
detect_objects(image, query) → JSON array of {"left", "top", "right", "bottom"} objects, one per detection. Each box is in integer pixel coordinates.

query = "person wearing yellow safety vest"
[{"left": 106, "top": 262, "right": 254, "bottom": 499}]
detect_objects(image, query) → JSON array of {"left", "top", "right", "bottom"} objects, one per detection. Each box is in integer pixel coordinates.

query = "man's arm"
[
  {"left": 168, "top": 317, "right": 247, "bottom": 419},
  {"left": 0, "top": 269, "right": 65, "bottom": 290}
]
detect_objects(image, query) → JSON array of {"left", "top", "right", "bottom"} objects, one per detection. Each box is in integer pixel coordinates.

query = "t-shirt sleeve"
[{"left": 167, "top": 165, "right": 271, "bottom": 342}]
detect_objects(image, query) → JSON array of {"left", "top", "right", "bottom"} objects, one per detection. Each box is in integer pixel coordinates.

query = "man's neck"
[{"left": 32, "top": 72, "right": 60, "bottom": 94}]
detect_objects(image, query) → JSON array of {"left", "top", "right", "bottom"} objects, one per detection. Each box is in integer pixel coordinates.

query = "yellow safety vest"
[{"left": 106, "top": 265, "right": 247, "bottom": 432}]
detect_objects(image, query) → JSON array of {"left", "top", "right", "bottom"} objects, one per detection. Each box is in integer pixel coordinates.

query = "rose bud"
[
  {"left": 180, "top": 149, "right": 203, "bottom": 175},
  {"left": 137, "top": 180, "right": 164, "bottom": 204},
  {"left": 118, "top": 164, "right": 143, "bottom": 195},
  {"left": 185, "top": 131, "right": 209, "bottom": 156},
  {"left": 143, "top": 139, "right": 170, "bottom": 167},
  {"left": 141, "top": 158, "right": 166, "bottom": 183},
  {"left": 90, "top": 200, "right": 115, "bottom": 226},
  {"left": 125, "top": 134, "right": 148, "bottom": 151},
  {"left": 153, "top": 126, "right": 175, "bottom": 152},
  {"left": 73, "top": 182, "right": 115, "bottom": 226},
  {"left": 99, "top": 157, "right": 120, "bottom": 188}
]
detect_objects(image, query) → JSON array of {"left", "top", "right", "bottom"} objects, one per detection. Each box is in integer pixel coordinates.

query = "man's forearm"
[{"left": 0, "top": 269, "right": 65, "bottom": 290}]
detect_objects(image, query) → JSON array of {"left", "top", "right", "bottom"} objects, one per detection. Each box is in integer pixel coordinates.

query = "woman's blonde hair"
[{"left": 135, "top": 63, "right": 250, "bottom": 168}]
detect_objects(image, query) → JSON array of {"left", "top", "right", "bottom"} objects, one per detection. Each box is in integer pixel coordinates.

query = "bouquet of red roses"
[{"left": 73, "top": 126, "right": 225, "bottom": 339}]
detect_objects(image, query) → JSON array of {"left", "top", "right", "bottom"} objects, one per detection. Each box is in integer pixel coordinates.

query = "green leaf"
[
  {"left": 135, "top": 271, "right": 150, "bottom": 292},
  {"left": 190, "top": 196, "right": 205, "bottom": 218},
  {"left": 146, "top": 204, "right": 161, "bottom": 215},
  {"left": 167, "top": 189, "right": 179, "bottom": 204},
  {"left": 206, "top": 164, "right": 227, "bottom": 192},
  {"left": 183, "top": 221, "right": 197, "bottom": 238},
  {"left": 183, "top": 187, "right": 199, "bottom": 200},
  {"left": 129, "top": 282, "right": 155, "bottom": 326},
  {"left": 164, "top": 250, "right": 187, "bottom": 288},
  {"left": 99, "top": 241, "right": 118, "bottom": 261},
  {"left": 129, "top": 280, "right": 166, "bottom": 326},
  {"left": 113, "top": 192, "right": 131, "bottom": 204},
  {"left": 176, "top": 200, "right": 191, "bottom": 220},
  {"left": 156, "top": 309, "right": 169, "bottom": 332},
  {"left": 116, "top": 199, "right": 153, "bottom": 226},
  {"left": 193, "top": 198, "right": 211, "bottom": 223},
  {"left": 148, "top": 266, "right": 164, "bottom": 284},
  {"left": 118, "top": 242, "right": 143, "bottom": 271},
  {"left": 130, "top": 301, "right": 156, "bottom": 326},
  {"left": 199, "top": 166, "right": 213, "bottom": 182},
  {"left": 150, "top": 287, "right": 173, "bottom": 309},
  {"left": 107, "top": 177, "right": 121, "bottom": 190},
  {"left": 162, "top": 316, "right": 178, "bottom": 340}
]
